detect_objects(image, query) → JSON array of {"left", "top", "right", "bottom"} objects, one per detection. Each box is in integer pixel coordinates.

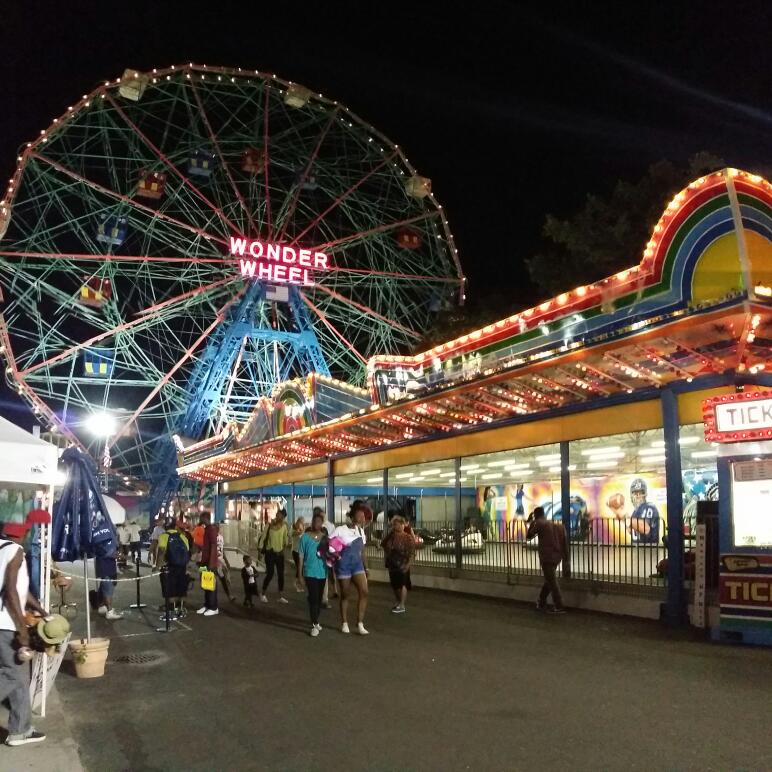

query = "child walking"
[{"left": 241, "top": 554, "right": 259, "bottom": 607}]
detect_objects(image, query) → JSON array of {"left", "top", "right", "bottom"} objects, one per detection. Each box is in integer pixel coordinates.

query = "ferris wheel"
[{"left": 0, "top": 64, "right": 464, "bottom": 499}]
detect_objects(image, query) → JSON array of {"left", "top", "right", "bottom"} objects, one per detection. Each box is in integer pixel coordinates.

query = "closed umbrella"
[{"left": 52, "top": 447, "right": 117, "bottom": 641}]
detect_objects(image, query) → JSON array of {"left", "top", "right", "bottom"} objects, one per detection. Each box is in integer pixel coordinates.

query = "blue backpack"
[{"left": 165, "top": 531, "right": 189, "bottom": 567}]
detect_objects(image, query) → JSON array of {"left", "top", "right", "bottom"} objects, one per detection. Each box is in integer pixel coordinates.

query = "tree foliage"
[{"left": 525, "top": 153, "right": 725, "bottom": 297}]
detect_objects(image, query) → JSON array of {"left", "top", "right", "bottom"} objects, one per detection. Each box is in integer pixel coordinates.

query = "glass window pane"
[{"left": 679, "top": 423, "right": 718, "bottom": 538}]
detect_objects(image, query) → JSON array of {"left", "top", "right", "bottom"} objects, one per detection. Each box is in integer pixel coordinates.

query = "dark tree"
[{"left": 525, "top": 153, "right": 725, "bottom": 297}]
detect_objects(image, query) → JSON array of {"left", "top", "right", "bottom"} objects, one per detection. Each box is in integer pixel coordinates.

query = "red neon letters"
[{"left": 230, "top": 237, "right": 329, "bottom": 286}]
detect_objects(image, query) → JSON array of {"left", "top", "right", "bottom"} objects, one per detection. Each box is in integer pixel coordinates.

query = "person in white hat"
[{"left": 0, "top": 520, "right": 48, "bottom": 746}]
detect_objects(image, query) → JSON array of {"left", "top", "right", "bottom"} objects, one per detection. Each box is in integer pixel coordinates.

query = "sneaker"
[
  {"left": 357, "top": 622, "right": 369, "bottom": 635},
  {"left": 314, "top": 623, "right": 322, "bottom": 631},
  {"left": 196, "top": 606, "right": 207, "bottom": 615},
  {"left": 341, "top": 622, "right": 350, "bottom": 634},
  {"left": 97, "top": 605, "right": 107, "bottom": 616},
  {"left": 5, "top": 730, "right": 46, "bottom": 746},
  {"left": 105, "top": 609, "right": 124, "bottom": 620},
  {"left": 391, "top": 606, "right": 406, "bottom": 614},
  {"left": 547, "top": 607, "right": 567, "bottom": 615},
  {"left": 260, "top": 595, "right": 269, "bottom": 603},
  {"left": 278, "top": 596, "right": 289, "bottom": 604},
  {"left": 323, "top": 602, "right": 331, "bottom": 609},
  {"left": 203, "top": 609, "right": 219, "bottom": 617},
  {"left": 310, "top": 626, "right": 320, "bottom": 637}
]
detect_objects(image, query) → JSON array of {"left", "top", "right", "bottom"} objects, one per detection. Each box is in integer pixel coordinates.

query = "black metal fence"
[
  {"left": 366, "top": 519, "right": 667, "bottom": 587},
  {"left": 221, "top": 517, "right": 668, "bottom": 589}
]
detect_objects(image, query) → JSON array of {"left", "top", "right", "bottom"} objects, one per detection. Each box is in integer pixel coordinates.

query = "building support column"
[
  {"left": 454, "top": 457, "right": 463, "bottom": 572},
  {"left": 382, "top": 467, "right": 389, "bottom": 524},
  {"left": 326, "top": 457, "right": 334, "bottom": 524},
  {"left": 288, "top": 482, "right": 295, "bottom": 523},
  {"left": 213, "top": 493, "right": 225, "bottom": 523},
  {"left": 662, "top": 387, "right": 686, "bottom": 625},
  {"left": 560, "top": 440, "right": 572, "bottom": 578}
]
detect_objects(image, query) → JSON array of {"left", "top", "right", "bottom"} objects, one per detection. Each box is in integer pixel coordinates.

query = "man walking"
[
  {"left": 127, "top": 519, "right": 142, "bottom": 563},
  {"left": 0, "top": 520, "right": 48, "bottom": 746},
  {"left": 526, "top": 506, "right": 569, "bottom": 614}
]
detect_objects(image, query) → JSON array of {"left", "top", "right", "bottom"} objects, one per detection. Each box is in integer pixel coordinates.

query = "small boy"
[{"left": 241, "top": 554, "right": 259, "bottom": 607}]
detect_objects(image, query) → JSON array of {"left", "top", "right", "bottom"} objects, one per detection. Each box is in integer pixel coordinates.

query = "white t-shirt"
[
  {"left": 332, "top": 524, "right": 366, "bottom": 547},
  {"left": 127, "top": 523, "right": 141, "bottom": 541},
  {"left": 0, "top": 540, "right": 28, "bottom": 632},
  {"left": 151, "top": 525, "right": 164, "bottom": 541},
  {"left": 117, "top": 525, "right": 131, "bottom": 545}
]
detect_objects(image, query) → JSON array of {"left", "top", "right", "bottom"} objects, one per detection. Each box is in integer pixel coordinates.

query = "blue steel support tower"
[{"left": 147, "top": 283, "right": 329, "bottom": 519}]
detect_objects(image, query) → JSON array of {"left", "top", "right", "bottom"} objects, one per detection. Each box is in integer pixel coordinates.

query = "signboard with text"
[
  {"left": 702, "top": 391, "right": 772, "bottom": 443},
  {"left": 719, "top": 554, "right": 772, "bottom": 644},
  {"left": 230, "top": 237, "right": 330, "bottom": 287}
]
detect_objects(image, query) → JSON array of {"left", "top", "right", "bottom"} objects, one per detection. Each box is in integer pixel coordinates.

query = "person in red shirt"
[
  {"left": 526, "top": 507, "right": 569, "bottom": 614},
  {"left": 197, "top": 513, "right": 220, "bottom": 616}
]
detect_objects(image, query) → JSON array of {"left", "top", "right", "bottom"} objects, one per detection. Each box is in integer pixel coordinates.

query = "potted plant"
[{"left": 68, "top": 637, "right": 110, "bottom": 679}]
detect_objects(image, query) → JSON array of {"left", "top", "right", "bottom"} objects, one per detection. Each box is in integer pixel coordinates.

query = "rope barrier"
[{"left": 57, "top": 568, "right": 175, "bottom": 584}]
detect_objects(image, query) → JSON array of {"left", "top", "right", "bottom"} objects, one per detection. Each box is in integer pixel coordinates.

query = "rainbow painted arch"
[{"left": 368, "top": 168, "right": 772, "bottom": 383}]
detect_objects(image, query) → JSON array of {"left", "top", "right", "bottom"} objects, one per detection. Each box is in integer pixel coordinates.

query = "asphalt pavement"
[{"left": 11, "top": 565, "right": 772, "bottom": 771}]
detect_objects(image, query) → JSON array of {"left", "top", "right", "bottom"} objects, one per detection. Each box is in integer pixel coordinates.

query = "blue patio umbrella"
[{"left": 52, "top": 447, "right": 117, "bottom": 640}]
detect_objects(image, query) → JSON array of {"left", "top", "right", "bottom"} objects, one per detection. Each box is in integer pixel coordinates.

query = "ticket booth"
[{"left": 702, "top": 391, "right": 772, "bottom": 645}]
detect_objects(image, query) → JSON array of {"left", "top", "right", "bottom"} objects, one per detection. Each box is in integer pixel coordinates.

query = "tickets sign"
[{"left": 703, "top": 391, "right": 772, "bottom": 443}]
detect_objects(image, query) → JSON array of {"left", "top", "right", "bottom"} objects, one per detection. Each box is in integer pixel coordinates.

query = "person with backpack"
[
  {"left": 258, "top": 509, "right": 290, "bottom": 604},
  {"left": 526, "top": 506, "right": 569, "bottom": 614},
  {"left": 156, "top": 517, "right": 191, "bottom": 619}
]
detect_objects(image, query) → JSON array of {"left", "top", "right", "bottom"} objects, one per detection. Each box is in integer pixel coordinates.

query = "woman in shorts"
[
  {"left": 380, "top": 515, "right": 415, "bottom": 614},
  {"left": 332, "top": 501, "right": 370, "bottom": 635}
]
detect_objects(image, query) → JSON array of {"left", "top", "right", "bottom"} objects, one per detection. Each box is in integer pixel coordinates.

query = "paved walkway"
[{"left": 10, "top": 567, "right": 772, "bottom": 771}]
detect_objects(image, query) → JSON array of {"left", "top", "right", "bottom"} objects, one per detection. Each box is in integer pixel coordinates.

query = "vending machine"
[{"left": 703, "top": 391, "right": 772, "bottom": 645}]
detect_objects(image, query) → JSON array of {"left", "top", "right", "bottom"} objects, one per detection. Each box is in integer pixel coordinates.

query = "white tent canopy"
[
  {"left": 0, "top": 415, "right": 58, "bottom": 488},
  {"left": 103, "top": 495, "right": 126, "bottom": 525}
]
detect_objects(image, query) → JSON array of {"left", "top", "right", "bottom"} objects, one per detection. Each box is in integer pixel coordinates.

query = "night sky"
[{"left": 2, "top": 0, "right": 771, "bottom": 423}]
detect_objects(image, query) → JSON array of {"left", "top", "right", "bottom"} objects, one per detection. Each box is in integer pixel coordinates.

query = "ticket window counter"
[{"left": 716, "top": 448, "right": 772, "bottom": 645}]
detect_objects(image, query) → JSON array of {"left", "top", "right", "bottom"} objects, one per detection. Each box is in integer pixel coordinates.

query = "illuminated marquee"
[
  {"left": 703, "top": 391, "right": 772, "bottom": 443},
  {"left": 230, "top": 237, "right": 330, "bottom": 287}
]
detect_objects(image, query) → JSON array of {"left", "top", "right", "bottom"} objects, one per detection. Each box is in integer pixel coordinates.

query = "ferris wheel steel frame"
[{"left": 0, "top": 63, "right": 464, "bottom": 513}]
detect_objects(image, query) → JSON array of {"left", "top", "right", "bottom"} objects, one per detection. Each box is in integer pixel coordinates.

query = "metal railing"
[{"left": 220, "top": 516, "right": 668, "bottom": 589}]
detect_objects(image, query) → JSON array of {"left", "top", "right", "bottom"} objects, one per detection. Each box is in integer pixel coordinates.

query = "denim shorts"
[{"left": 335, "top": 548, "right": 365, "bottom": 580}]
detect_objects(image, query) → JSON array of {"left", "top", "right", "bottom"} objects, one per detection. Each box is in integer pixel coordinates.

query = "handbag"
[{"left": 200, "top": 569, "right": 216, "bottom": 592}]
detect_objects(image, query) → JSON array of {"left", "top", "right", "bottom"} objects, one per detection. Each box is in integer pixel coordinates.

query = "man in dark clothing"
[
  {"left": 197, "top": 512, "right": 219, "bottom": 616},
  {"left": 526, "top": 507, "right": 569, "bottom": 614}
]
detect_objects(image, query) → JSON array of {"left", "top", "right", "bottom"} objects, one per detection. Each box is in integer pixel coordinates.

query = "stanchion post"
[{"left": 129, "top": 553, "right": 146, "bottom": 609}]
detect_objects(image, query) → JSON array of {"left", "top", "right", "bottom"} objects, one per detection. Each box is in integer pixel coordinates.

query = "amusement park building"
[{"left": 179, "top": 169, "right": 772, "bottom": 631}]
